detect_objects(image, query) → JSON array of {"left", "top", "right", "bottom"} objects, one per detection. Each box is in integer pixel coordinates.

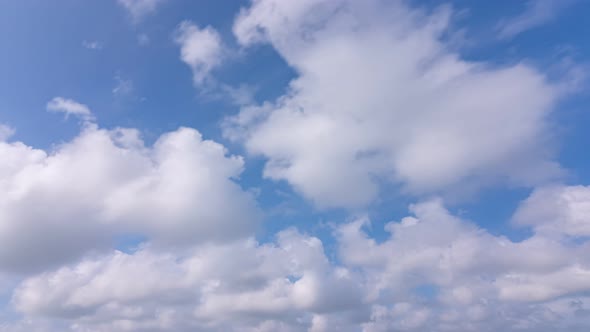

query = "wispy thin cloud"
[
  {"left": 82, "top": 40, "right": 103, "bottom": 50},
  {"left": 112, "top": 76, "right": 134, "bottom": 97},
  {"left": 117, "top": 0, "right": 167, "bottom": 23},
  {"left": 497, "top": 0, "right": 577, "bottom": 39},
  {"left": 0, "top": 124, "right": 15, "bottom": 141},
  {"left": 137, "top": 33, "right": 150, "bottom": 46},
  {"left": 46, "top": 97, "right": 95, "bottom": 122}
]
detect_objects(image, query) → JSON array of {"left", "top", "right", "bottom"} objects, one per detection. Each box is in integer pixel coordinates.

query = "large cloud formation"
[
  {"left": 224, "top": 0, "right": 567, "bottom": 208},
  {"left": 6, "top": 189, "right": 590, "bottom": 332},
  {"left": 1, "top": 0, "right": 589, "bottom": 331},
  {"left": 0, "top": 116, "right": 259, "bottom": 273}
]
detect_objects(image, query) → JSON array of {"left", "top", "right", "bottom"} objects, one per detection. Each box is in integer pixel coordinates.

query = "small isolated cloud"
[
  {"left": 0, "top": 124, "right": 15, "bottom": 141},
  {"left": 497, "top": 0, "right": 577, "bottom": 39},
  {"left": 117, "top": 0, "right": 167, "bottom": 23},
  {"left": 46, "top": 97, "right": 94, "bottom": 122},
  {"left": 137, "top": 33, "right": 150, "bottom": 46},
  {"left": 112, "top": 75, "right": 134, "bottom": 97},
  {"left": 82, "top": 40, "right": 103, "bottom": 50},
  {"left": 174, "top": 21, "right": 224, "bottom": 86},
  {"left": 173, "top": 22, "right": 258, "bottom": 106}
]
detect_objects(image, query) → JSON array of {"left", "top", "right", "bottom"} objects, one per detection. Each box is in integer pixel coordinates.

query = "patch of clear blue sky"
[{"left": 0, "top": 0, "right": 588, "bottom": 251}]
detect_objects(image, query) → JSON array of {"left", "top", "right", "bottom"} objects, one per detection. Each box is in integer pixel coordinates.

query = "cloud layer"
[
  {"left": 1, "top": 0, "right": 588, "bottom": 331},
  {"left": 6, "top": 192, "right": 590, "bottom": 331}
]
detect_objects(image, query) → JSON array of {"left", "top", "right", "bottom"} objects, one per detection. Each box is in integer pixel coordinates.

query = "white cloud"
[
  {"left": 337, "top": 196, "right": 590, "bottom": 331},
  {"left": 137, "top": 33, "right": 150, "bottom": 46},
  {"left": 0, "top": 124, "right": 15, "bottom": 141},
  {"left": 7, "top": 189, "right": 590, "bottom": 331},
  {"left": 82, "top": 40, "right": 103, "bottom": 50},
  {"left": 0, "top": 124, "right": 259, "bottom": 273},
  {"left": 497, "top": 0, "right": 576, "bottom": 39},
  {"left": 112, "top": 75, "right": 134, "bottom": 97},
  {"left": 12, "top": 229, "right": 363, "bottom": 331},
  {"left": 220, "top": 84, "right": 257, "bottom": 106},
  {"left": 225, "top": 0, "right": 566, "bottom": 208},
  {"left": 174, "top": 21, "right": 224, "bottom": 86},
  {"left": 2, "top": 1, "right": 588, "bottom": 331},
  {"left": 117, "top": 0, "right": 167, "bottom": 23},
  {"left": 513, "top": 185, "right": 590, "bottom": 237},
  {"left": 46, "top": 97, "right": 94, "bottom": 122},
  {"left": 338, "top": 199, "right": 587, "bottom": 299}
]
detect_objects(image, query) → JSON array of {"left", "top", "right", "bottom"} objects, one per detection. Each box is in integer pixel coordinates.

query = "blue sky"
[{"left": 0, "top": 0, "right": 590, "bottom": 331}]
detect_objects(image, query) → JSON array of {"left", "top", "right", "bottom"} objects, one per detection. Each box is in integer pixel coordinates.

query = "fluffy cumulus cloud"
[
  {"left": 338, "top": 198, "right": 590, "bottom": 331},
  {"left": 174, "top": 21, "right": 225, "bottom": 86},
  {"left": 224, "top": 0, "right": 567, "bottom": 208},
  {"left": 5, "top": 191, "right": 590, "bottom": 331},
  {"left": 2, "top": 1, "right": 589, "bottom": 331},
  {"left": 513, "top": 185, "right": 590, "bottom": 237},
  {"left": 11, "top": 230, "right": 363, "bottom": 332},
  {"left": 0, "top": 99, "right": 259, "bottom": 273}
]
